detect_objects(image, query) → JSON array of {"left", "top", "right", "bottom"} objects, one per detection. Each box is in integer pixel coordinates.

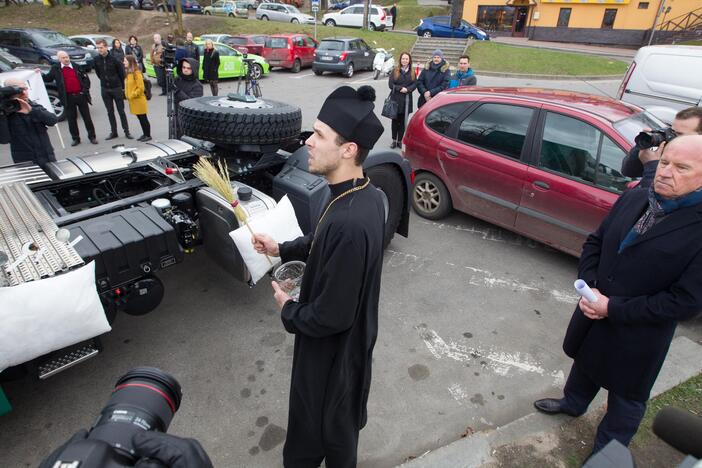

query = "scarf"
[
  {"left": 454, "top": 68, "right": 474, "bottom": 79},
  {"left": 619, "top": 186, "right": 702, "bottom": 252}
]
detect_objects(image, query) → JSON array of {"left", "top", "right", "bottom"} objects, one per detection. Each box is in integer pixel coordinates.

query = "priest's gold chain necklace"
[{"left": 311, "top": 178, "right": 370, "bottom": 249}]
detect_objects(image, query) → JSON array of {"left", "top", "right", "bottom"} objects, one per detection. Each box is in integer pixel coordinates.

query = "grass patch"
[
  {"left": 468, "top": 41, "right": 630, "bottom": 76},
  {"left": 679, "top": 40, "right": 702, "bottom": 46}
]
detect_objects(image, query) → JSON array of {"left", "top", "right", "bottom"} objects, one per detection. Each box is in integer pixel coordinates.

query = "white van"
[{"left": 618, "top": 45, "right": 702, "bottom": 124}]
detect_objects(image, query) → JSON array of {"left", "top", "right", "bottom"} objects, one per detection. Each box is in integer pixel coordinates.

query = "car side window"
[
  {"left": 19, "top": 33, "right": 34, "bottom": 48},
  {"left": 425, "top": 103, "right": 467, "bottom": 135},
  {"left": 434, "top": 17, "right": 449, "bottom": 25},
  {"left": 457, "top": 103, "right": 534, "bottom": 160},
  {"left": 304, "top": 37, "right": 316, "bottom": 47},
  {"left": 538, "top": 112, "right": 601, "bottom": 184},
  {"left": 216, "top": 44, "right": 233, "bottom": 56},
  {"left": 359, "top": 40, "right": 369, "bottom": 50},
  {"left": 597, "top": 136, "right": 631, "bottom": 192}
]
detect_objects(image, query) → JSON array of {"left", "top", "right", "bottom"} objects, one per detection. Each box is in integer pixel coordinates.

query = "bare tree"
[
  {"left": 362, "top": 0, "right": 369, "bottom": 30},
  {"left": 174, "top": 0, "right": 184, "bottom": 37},
  {"left": 94, "top": 0, "right": 112, "bottom": 32},
  {"left": 450, "top": 0, "right": 464, "bottom": 30}
]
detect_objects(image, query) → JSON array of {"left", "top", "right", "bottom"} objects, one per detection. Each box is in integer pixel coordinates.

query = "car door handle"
[
  {"left": 533, "top": 181, "right": 550, "bottom": 190},
  {"left": 445, "top": 149, "right": 458, "bottom": 158}
]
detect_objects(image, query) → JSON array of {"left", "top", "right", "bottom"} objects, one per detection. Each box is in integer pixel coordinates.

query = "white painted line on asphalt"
[{"left": 291, "top": 73, "right": 315, "bottom": 79}]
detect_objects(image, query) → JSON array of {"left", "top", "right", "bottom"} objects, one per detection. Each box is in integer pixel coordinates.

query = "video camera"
[
  {"left": 0, "top": 85, "right": 25, "bottom": 115},
  {"left": 635, "top": 127, "right": 677, "bottom": 149},
  {"left": 162, "top": 42, "right": 178, "bottom": 71}
]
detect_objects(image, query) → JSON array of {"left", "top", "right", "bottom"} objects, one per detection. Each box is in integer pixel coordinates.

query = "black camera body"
[
  {"left": 635, "top": 127, "right": 677, "bottom": 149},
  {"left": 0, "top": 85, "right": 24, "bottom": 115},
  {"left": 163, "top": 43, "right": 177, "bottom": 71}
]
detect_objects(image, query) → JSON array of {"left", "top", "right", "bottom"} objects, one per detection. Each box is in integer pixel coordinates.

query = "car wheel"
[
  {"left": 369, "top": 22, "right": 376, "bottom": 31},
  {"left": 129, "top": 4, "right": 135, "bottom": 9},
  {"left": 422, "top": 30, "right": 432, "bottom": 37},
  {"left": 325, "top": 19, "right": 335, "bottom": 26},
  {"left": 373, "top": 69, "right": 380, "bottom": 80},
  {"left": 261, "top": 14, "right": 269, "bottom": 20},
  {"left": 467, "top": 34, "right": 476, "bottom": 40},
  {"left": 412, "top": 172, "right": 452, "bottom": 220},
  {"left": 39, "top": 58, "right": 51, "bottom": 66},
  {"left": 367, "top": 164, "right": 405, "bottom": 248},
  {"left": 291, "top": 18, "right": 299, "bottom": 23},
  {"left": 313, "top": 69, "right": 323, "bottom": 76},
  {"left": 204, "top": 10, "right": 211, "bottom": 14},
  {"left": 48, "top": 90, "right": 65, "bottom": 122},
  {"left": 157, "top": 5, "right": 164, "bottom": 11},
  {"left": 249, "top": 63, "right": 263, "bottom": 80},
  {"left": 247, "top": 4, "right": 254, "bottom": 9},
  {"left": 179, "top": 96, "right": 302, "bottom": 146},
  {"left": 344, "top": 62, "right": 353, "bottom": 78},
  {"left": 229, "top": 12, "right": 235, "bottom": 17},
  {"left": 291, "top": 59, "right": 301, "bottom": 73}
]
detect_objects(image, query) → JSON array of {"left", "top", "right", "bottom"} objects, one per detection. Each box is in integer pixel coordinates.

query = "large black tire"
[
  {"left": 412, "top": 172, "right": 452, "bottom": 220},
  {"left": 179, "top": 96, "right": 302, "bottom": 146},
  {"left": 367, "top": 164, "right": 404, "bottom": 247}
]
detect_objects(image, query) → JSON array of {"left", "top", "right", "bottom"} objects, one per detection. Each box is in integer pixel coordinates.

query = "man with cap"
[
  {"left": 252, "top": 85, "right": 386, "bottom": 468},
  {"left": 417, "top": 49, "right": 450, "bottom": 108}
]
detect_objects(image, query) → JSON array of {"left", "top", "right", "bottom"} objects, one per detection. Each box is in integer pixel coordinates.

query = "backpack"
[{"left": 143, "top": 78, "right": 152, "bottom": 100}]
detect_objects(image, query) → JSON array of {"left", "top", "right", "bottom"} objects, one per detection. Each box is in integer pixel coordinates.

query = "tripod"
[
  {"left": 236, "top": 57, "right": 262, "bottom": 98},
  {"left": 165, "top": 64, "right": 178, "bottom": 139}
]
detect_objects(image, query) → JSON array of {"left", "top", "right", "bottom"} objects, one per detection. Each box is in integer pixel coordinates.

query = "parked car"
[
  {"left": 156, "top": 0, "right": 203, "bottom": 14},
  {"left": 69, "top": 34, "right": 117, "bottom": 50},
  {"left": 312, "top": 36, "right": 374, "bottom": 78},
  {"left": 0, "top": 47, "right": 64, "bottom": 121},
  {"left": 256, "top": 2, "right": 315, "bottom": 24},
  {"left": 263, "top": 34, "right": 317, "bottom": 72},
  {"left": 110, "top": 0, "right": 154, "bottom": 9},
  {"left": 415, "top": 16, "right": 489, "bottom": 39},
  {"left": 144, "top": 40, "right": 270, "bottom": 80},
  {"left": 203, "top": 0, "right": 248, "bottom": 17},
  {"left": 328, "top": 0, "right": 350, "bottom": 10},
  {"left": 0, "top": 28, "right": 93, "bottom": 70},
  {"left": 322, "top": 5, "right": 391, "bottom": 31},
  {"left": 225, "top": 35, "right": 268, "bottom": 56},
  {"left": 618, "top": 45, "right": 702, "bottom": 125},
  {"left": 403, "top": 87, "right": 665, "bottom": 257}
]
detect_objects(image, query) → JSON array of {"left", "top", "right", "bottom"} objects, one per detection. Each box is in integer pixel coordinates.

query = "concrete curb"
[
  {"left": 476, "top": 70, "right": 625, "bottom": 81},
  {"left": 398, "top": 336, "right": 702, "bottom": 468}
]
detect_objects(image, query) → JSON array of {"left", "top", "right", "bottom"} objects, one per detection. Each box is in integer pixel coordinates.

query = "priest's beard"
[{"left": 308, "top": 156, "right": 341, "bottom": 178}]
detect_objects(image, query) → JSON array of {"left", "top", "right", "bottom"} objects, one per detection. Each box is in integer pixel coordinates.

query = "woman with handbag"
[
  {"left": 123, "top": 55, "right": 151, "bottom": 142},
  {"left": 386, "top": 52, "right": 417, "bottom": 149}
]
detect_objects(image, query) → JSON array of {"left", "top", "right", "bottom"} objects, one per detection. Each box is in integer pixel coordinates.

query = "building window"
[
  {"left": 557, "top": 8, "right": 572, "bottom": 27},
  {"left": 638, "top": 2, "right": 649, "bottom": 9},
  {"left": 476, "top": 5, "right": 516, "bottom": 33},
  {"left": 602, "top": 9, "right": 617, "bottom": 29}
]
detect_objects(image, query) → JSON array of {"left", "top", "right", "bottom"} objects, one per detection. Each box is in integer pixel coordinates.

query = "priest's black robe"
[{"left": 278, "top": 177, "right": 385, "bottom": 468}]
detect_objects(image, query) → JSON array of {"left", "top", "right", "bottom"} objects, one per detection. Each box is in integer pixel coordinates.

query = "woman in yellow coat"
[{"left": 124, "top": 55, "right": 152, "bottom": 142}]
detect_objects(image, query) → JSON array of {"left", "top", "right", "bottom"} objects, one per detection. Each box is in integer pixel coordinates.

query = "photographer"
[
  {"left": 173, "top": 58, "right": 203, "bottom": 138},
  {"left": 0, "top": 78, "right": 57, "bottom": 167},
  {"left": 621, "top": 106, "right": 702, "bottom": 188}
]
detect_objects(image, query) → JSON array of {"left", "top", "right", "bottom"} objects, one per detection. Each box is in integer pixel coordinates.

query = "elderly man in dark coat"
[{"left": 534, "top": 134, "right": 702, "bottom": 457}]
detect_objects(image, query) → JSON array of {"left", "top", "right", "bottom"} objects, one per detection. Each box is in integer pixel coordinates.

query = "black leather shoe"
[
  {"left": 89, "top": 138, "right": 98, "bottom": 144},
  {"left": 71, "top": 139, "right": 80, "bottom": 147},
  {"left": 397, "top": 142, "right": 402, "bottom": 150},
  {"left": 125, "top": 132, "right": 134, "bottom": 139},
  {"left": 105, "top": 133, "right": 118, "bottom": 140},
  {"left": 138, "top": 135, "right": 152, "bottom": 142},
  {"left": 533, "top": 398, "right": 579, "bottom": 416},
  {"left": 158, "top": 92, "right": 167, "bottom": 96},
  {"left": 390, "top": 141, "right": 397, "bottom": 149}
]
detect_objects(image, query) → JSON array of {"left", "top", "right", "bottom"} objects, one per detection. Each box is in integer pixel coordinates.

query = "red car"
[
  {"left": 262, "top": 33, "right": 317, "bottom": 73},
  {"left": 225, "top": 35, "right": 268, "bottom": 56},
  {"left": 403, "top": 87, "right": 664, "bottom": 257}
]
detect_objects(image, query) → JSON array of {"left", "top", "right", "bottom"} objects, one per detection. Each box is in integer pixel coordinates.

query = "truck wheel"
[
  {"left": 179, "top": 96, "right": 302, "bottom": 146},
  {"left": 367, "top": 164, "right": 404, "bottom": 247},
  {"left": 412, "top": 172, "right": 452, "bottom": 220}
]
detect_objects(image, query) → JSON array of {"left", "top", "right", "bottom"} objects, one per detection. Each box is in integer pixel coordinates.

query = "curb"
[
  {"left": 398, "top": 336, "right": 702, "bottom": 468},
  {"left": 475, "top": 70, "right": 625, "bottom": 81}
]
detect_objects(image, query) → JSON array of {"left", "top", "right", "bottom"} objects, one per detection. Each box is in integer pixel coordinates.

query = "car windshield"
[
  {"left": 318, "top": 40, "right": 344, "bottom": 51},
  {"left": 613, "top": 111, "right": 666, "bottom": 144},
  {"left": 31, "top": 31, "right": 74, "bottom": 47},
  {"left": 266, "top": 37, "right": 288, "bottom": 48}
]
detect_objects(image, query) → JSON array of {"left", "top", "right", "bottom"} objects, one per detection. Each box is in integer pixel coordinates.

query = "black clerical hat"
[{"left": 317, "top": 85, "right": 384, "bottom": 150}]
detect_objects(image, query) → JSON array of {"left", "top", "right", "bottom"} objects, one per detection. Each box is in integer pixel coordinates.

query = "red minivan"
[
  {"left": 262, "top": 33, "right": 317, "bottom": 73},
  {"left": 403, "top": 87, "right": 665, "bottom": 257},
  {"left": 225, "top": 35, "right": 267, "bottom": 56}
]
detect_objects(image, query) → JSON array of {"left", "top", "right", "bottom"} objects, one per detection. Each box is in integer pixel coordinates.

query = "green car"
[{"left": 144, "top": 40, "right": 269, "bottom": 80}]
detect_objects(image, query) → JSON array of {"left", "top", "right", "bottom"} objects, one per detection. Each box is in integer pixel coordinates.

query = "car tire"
[
  {"left": 373, "top": 69, "right": 380, "bottom": 80},
  {"left": 261, "top": 14, "right": 269, "bottom": 20},
  {"left": 412, "top": 172, "right": 452, "bottom": 220},
  {"left": 313, "top": 69, "right": 323, "bottom": 76},
  {"left": 344, "top": 62, "right": 353, "bottom": 78},
  {"left": 422, "top": 30, "right": 432, "bottom": 37},
  {"left": 467, "top": 34, "right": 476, "bottom": 40},
  {"left": 325, "top": 19, "right": 335, "bottom": 26},
  {"left": 369, "top": 22, "right": 376, "bottom": 31},
  {"left": 179, "top": 96, "right": 302, "bottom": 146},
  {"left": 129, "top": 4, "right": 135, "bottom": 9},
  {"left": 39, "top": 58, "right": 51, "bottom": 66},
  {"left": 291, "top": 18, "right": 299, "bottom": 23},
  {"left": 47, "top": 90, "right": 65, "bottom": 122},
  {"left": 228, "top": 12, "right": 234, "bottom": 17},
  {"left": 291, "top": 59, "right": 301, "bottom": 73},
  {"left": 250, "top": 63, "right": 263, "bottom": 80},
  {"left": 367, "top": 164, "right": 404, "bottom": 248},
  {"left": 205, "top": 10, "right": 211, "bottom": 14},
  {"left": 157, "top": 5, "right": 164, "bottom": 11}
]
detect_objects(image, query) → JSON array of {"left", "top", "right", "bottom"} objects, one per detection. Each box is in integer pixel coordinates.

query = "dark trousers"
[
  {"left": 155, "top": 65, "right": 166, "bottom": 89},
  {"left": 562, "top": 363, "right": 646, "bottom": 454},
  {"left": 136, "top": 114, "right": 151, "bottom": 137},
  {"left": 65, "top": 93, "right": 95, "bottom": 141},
  {"left": 208, "top": 80, "right": 218, "bottom": 96},
  {"left": 391, "top": 116, "right": 406, "bottom": 142},
  {"left": 101, "top": 87, "right": 129, "bottom": 135}
]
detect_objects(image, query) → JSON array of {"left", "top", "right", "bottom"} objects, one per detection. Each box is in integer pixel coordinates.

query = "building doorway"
[{"left": 512, "top": 6, "right": 529, "bottom": 37}]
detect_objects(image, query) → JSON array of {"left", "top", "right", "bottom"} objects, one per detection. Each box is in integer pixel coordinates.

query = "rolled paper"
[{"left": 574, "top": 279, "right": 598, "bottom": 303}]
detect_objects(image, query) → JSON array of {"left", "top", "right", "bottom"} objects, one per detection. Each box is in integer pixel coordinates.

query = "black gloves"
[
  {"left": 133, "top": 431, "right": 214, "bottom": 468},
  {"left": 39, "top": 429, "right": 89, "bottom": 468}
]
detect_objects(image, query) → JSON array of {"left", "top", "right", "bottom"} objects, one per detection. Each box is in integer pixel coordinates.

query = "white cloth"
[
  {"left": 0, "top": 69, "right": 54, "bottom": 114},
  {"left": 0, "top": 261, "right": 110, "bottom": 371},
  {"left": 230, "top": 195, "right": 304, "bottom": 285}
]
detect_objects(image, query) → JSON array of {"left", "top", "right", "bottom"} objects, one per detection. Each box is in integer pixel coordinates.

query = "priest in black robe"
[{"left": 253, "top": 85, "right": 386, "bottom": 468}]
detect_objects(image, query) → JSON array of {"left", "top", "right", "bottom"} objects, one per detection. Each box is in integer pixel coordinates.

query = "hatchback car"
[
  {"left": 416, "top": 16, "right": 489, "bottom": 39},
  {"left": 322, "top": 5, "right": 391, "bottom": 31},
  {"left": 263, "top": 34, "right": 317, "bottom": 72},
  {"left": 225, "top": 35, "right": 268, "bottom": 56},
  {"left": 203, "top": 0, "right": 248, "bottom": 17},
  {"left": 312, "top": 37, "right": 374, "bottom": 78},
  {"left": 256, "top": 2, "right": 315, "bottom": 24},
  {"left": 110, "top": 0, "right": 154, "bottom": 9},
  {"left": 403, "top": 88, "right": 665, "bottom": 257},
  {"left": 157, "top": 0, "right": 202, "bottom": 13},
  {"left": 0, "top": 28, "right": 93, "bottom": 69}
]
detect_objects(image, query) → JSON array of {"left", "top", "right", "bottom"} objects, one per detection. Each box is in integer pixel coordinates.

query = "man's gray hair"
[{"left": 56, "top": 50, "right": 69, "bottom": 59}]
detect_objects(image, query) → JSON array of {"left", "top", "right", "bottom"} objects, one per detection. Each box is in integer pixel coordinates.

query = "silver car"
[{"left": 256, "top": 2, "right": 315, "bottom": 24}]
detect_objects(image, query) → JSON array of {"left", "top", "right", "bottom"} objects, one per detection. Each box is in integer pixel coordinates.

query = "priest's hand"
[
  {"left": 252, "top": 233, "right": 279, "bottom": 257},
  {"left": 579, "top": 288, "right": 609, "bottom": 320},
  {"left": 271, "top": 281, "right": 292, "bottom": 309}
]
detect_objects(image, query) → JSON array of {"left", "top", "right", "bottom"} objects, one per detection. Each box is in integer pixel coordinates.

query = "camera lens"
[
  {"left": 87, "top": 367, "right": 183, "bottom": 463},
  {"left": 635, "top": 130, "right": 666, "bottom": 149}
]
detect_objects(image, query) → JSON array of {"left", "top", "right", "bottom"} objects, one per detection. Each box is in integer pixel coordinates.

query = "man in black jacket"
[
  {"left": 184, "top": 32, "right": 200, "bottom": 62},
  {"left": 94, "top": 39, "right": 132, "bottom": 140},
  {"left": 173, "top": 58, "right": 203, "bottom": 138},
  {"left": 534, "top": 134, "right": 702, "bottom": 458},
  {"left": 0, "top": 77, "right": 57, "bottom": 167},
  {"left": 42, "top": 50, "right": 97, "bottom": 146}
]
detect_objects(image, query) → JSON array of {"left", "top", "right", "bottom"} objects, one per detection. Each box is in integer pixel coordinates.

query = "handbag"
[{"left": 381, "top": 90, "right": 399, "bottom": 120}]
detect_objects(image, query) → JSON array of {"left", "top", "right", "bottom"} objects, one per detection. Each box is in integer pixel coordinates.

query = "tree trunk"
[
  {"left": 94, "top": 0, "right": 112, "bottom": 32},
  {"left": 174, "top": 0, "right": 184, "bottom": 36},
  {"left": 362, "top": 0, "right": 369, "bottom": 30},
  {"left": 450, "top": 0, "right": 464, "bottom": 30}
]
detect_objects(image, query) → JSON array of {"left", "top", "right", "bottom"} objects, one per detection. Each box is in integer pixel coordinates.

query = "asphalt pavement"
[{"left": 1, "top": 69, "right": 700, "bottom": 467}]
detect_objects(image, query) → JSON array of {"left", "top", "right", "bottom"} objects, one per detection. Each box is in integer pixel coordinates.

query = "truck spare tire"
[{"left": 178, "top": 96, "right": 302, "bottom": 146}]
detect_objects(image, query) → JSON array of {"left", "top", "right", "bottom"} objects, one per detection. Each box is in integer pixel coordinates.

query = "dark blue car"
[
  {"left": 0, "top": 28, "right": 94, "bottom": 70},
  {"left": 157, "top": 0, "right": 203, "bottom": 14},
  {"left": 415, "top": 16, "right": 489, "bottom": 40}
]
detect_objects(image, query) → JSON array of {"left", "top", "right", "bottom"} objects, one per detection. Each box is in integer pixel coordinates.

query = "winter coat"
[
  {"left": 174, "top": 58, "right": 204, "bottom": 108},
  {"left": 202, "top": 48, "right": 220, "bottom": 81},
  {"left": 417, "top": 59, "right": 450, "bottom": 108},
  {"left": 94, "top": 53, "right": 126, "bottom": 89},
  {"left": 110, "top": 46, "right": 125, "bottom": 66},
  {"left": 563, "top": 188, "right": 702, "bottom": 402},
  {"left": 183, "top": 41, "right": 200, "bottom": 62},
  {"left": 42, "top": 62, "right": 92, "bottom": 106},
  {"left": 449, "top": 68, "right": 477, "bottom": 88},
  {"left": 1, "top": 101, "right": 57, "bottom": 166},
  {"left": 387, "top": 66, "right": 417, "bottom": 117},
  {"left": 151, "top": 43, "right": 164, "bottom": 67},
  {"left": 125, "top": 44, "right": 145, "bottom": 71},
  {"left": 125, "top": 70, "right": 148, "bottom": 115}
]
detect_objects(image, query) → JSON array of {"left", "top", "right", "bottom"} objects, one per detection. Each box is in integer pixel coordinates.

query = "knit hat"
[
  {"left": 432, "top": 49, "right": 444, "bottom": 59},
  {"left": 317, "top": 86, "right": 384, "bottom": 150}
]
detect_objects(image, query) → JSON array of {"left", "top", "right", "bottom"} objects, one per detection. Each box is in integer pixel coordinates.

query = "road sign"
[
  {"left": 311, "top": 0, "right": 320, "bottom": 7},
  {"left": 312, "top": 5, "right": 319, "bottom": 12}
]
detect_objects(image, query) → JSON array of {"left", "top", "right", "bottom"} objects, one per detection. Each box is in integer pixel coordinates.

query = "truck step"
[{"left": 38, "top": 342, "right": 100, "bottom": 380}]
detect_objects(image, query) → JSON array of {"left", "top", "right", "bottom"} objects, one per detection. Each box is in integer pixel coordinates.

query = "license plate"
[
  {"left": 321, "top": 56, "right": 333, "bottom": 61},
  {"left": 76, "top": 61, "right": 87, "bottom": 65}
]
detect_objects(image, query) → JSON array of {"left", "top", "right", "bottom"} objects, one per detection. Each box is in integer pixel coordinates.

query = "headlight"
[{"left": 50, "top": 55, "right": 59, "bottom": 60}]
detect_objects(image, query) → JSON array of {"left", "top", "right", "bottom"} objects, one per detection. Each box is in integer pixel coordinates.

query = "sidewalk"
[{"left": 492, "top": 36, "right": 638, "bottom": 60}]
